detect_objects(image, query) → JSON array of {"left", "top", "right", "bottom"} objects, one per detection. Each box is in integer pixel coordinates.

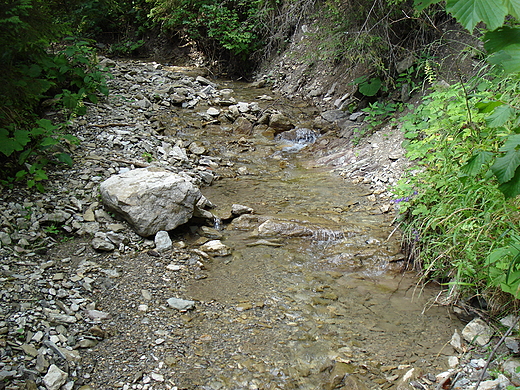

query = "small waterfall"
[
  {"left": 213, "top": 216, "right": 222, "bottom": 230},
  {"left": 275, "top": 128, "right": 319, "bottom": 152},
  {"left": 311, "top": 228, "right": 345, "bottom": 242}
]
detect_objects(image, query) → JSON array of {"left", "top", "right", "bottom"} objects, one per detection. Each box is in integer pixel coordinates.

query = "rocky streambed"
[{"left": 1, "top": 59, "right": 519, "bottom": 390}]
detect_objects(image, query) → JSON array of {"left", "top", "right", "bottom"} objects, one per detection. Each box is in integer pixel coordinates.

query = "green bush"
[
  {"left": 393, "top": 75, "right": 520, "bottom": 306},
  {"left": 1, "top": 1, "right": 110, "bottom": 191}
]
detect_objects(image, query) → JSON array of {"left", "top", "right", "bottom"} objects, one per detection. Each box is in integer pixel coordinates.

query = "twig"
[
  {"left": 474, "top": 315, "right": 520, "bottom": 390},
  {"left": 386, "top": 220, "right": 403, "bottom": 241}
]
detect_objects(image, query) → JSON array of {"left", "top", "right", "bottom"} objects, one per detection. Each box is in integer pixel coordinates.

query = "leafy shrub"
[
  {"left": 393, "top": 76, "right": 520, "bottom": 306},
  {"left": 1, "top": 1, "right": 110, "bottom": 191}
]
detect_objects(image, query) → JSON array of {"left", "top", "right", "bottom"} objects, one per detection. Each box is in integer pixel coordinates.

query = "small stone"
[
  {"left": 167, "top": 297, "right": 195, "bottom": 311},
  {"left": 207, "top": 107, "right": 220, "bottom": 116},
  {"left": 138, "top": 304, "right": 148, "bottom": 312},
  {"left": 155, "top": 231, "right": 172, "bottom": 252},
  {"left": 502, "top": 358, "right": 520, "bottom": 386},
  {"left": 86, "top": 309, "right": 111, "bottom": 321},
  {"left": 44, "top": 309, "right": 77, "bottom": 324},
  {"left": 462, "top": 318, "right": 493, "bottom": 346},
  {"left": 167, "top": 264, "right": 181, "bottom": 271},
  {"left": 450, "top": 329, "right": 463, "bottom": 351},
  {"left": 231, "top": 204, "right": 254, "bottom": 216},
  {"left": 151, "top": 372, "right": 164, "bottom": 382},
  {"left": 21, "top": 344, "right": 39, "bottom": 357},
  {"left": 141, "top": 290, "right": 152, "bottom": 300},
  {"left": 505, "top": 337, "right": 520, "bottom": 353},
  {"left": 91, "top": 236, "right": 115, "bottom": 252},
  {"left": 199, "top": 239, "right": 231, "bottom": 256},
  {"left": 78, "top": 339, "right": 98, "bottom": 348},
  {"left": 43, "top": 364, "right": 68, "bottom": 390},
  {"left": 448, "top": 356, "right": 459, "bottom": 368}
]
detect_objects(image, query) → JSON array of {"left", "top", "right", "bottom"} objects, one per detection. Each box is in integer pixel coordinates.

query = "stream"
[{"left": 157, "top": 78, "right": 461, "bottom": 389}]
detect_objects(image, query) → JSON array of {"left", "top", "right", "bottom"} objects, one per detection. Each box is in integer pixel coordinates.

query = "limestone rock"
[
  {"left": 321, "top": 109, "right": 348, "bottom": 123},
  {"left": 155, "top": 231, "right": 172, "bottom": 252},
  {"left": 200, "top": 239, "right": 231, "bottom": 256},
  {"left": 462, "top": 318, "right": 493, "bottom": 346},
  {"left": 167, "top": 297, "right": 195, "bottom": 311},
  {"left": 503, "top": 358, "right": 520, "bottom": 386},
  {"left": 43, "top": 364, "right": 68, "bottom": 390},
  {"left": 231, "top": 204, "right": 254, "bottom": 216},
  {"left": 100, "top": 168, "right": 202, "bottom": 237}
]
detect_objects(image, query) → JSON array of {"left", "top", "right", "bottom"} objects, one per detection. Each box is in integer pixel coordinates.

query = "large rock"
[{"left": 100, "top": 168, "right": 202, "bottom": 237}]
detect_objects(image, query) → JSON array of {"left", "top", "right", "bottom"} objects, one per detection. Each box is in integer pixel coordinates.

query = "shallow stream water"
[{"left": 160, "top": 80, "right": 461, "bottom": 389}]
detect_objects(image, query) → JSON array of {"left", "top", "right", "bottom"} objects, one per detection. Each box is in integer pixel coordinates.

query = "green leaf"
[
  {"left": 446, "top": 0, "right": 508, "bottom": 31},
  {"left": 13, "top": 130, "right": 31, "bottom": 146},
  {"left": 497, "top": 163, "right": 520, "bottom": 197},
  {"left": 484, "top": 26, "right": 520, "bottom": 53},
  {"left": 486, "top": 104, "right": 515, "bottom": 127},
  {"left": 475, "top": 100, "right": 504, "bottom": 113},
  {"left": 507, "top": 0, "right": 520, "bottom": 18},
  {"left": 61, "top": 134, "right": 80, "bottom": 144},
  {"left": 55, "top": 152, "right": 73, "bottom": 166},
  {"left": 359, "top": 78, "right": 382, "bottom": 97},
  {"left": 40, "top": 137, "right": 59, "bottom": 147},
  {"left": 490, "top": 44, "right": 520, "bottom": 73},
  {"left": 0, "top": 139, "right": 23, "bottom": 157},
  {"left": 461, "top": 151, "right": 494, "bottom": 175},
  {"left": 413, "top": 0, "right": 442, "bottom": 11},
  {"left": 499, "top": 133, "right": 520, "bottom": 152},
  {"left": 492, "top": 149, "right": 520, "bottom": 182}
]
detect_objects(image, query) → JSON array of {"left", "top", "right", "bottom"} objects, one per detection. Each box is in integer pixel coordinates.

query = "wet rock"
[
  {"left": 269, "top": 112, "right": 294, "bottom": 133},
  {"left": 325, "top": 361, "right": 356, "bottom": 390},
  {"left": 100, "top": 168, "right": 202, "bottom": 237},
  {"left": 189, "top": 142, "right": 206, "bottom": 155},
  {"left": 155, "top": 230, "right": 172, "bottom": 252},
  {"left": 462, "top": 318, "right": 493, "bottom": 346},
  {"left": 341, "top": 375, "right": 369, "bottom": 390},
  {"left": 43, "top": 364, "right": 68, "bottom": 390},
  {"left": 200, "top": 239, "right": 231, "bottom": 256},
  {"left": 207, "top": 107, "right": 220, "bottom": 116},
  {"left": 167, "top": 297, "right": 195, "bottom": 311},
  {"left": 477, "top": 374, "right": 511, "bottom": 390},
  {"left": 199, "top": 226, "right": 223, "bottom": 239},
  {"left": 0, "top": 231, "right": 12, "bottom": 246},
  {"left": 233, "top": 116, "right": 253, "bottom": 134},
  {"left": 231, "top": 204, "right": 254, "bottom": 216},
  {"left": 257, "top": 219, "right": 313, "bottom": 237}
]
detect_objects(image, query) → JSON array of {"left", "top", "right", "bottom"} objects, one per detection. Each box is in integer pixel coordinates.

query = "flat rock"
[
  {"left": 231, "top": 204, "right": 254, "bottom": 216},
  {"left": 167, "top": 297, "right": 195, "bottom": 311},
  {"left": 199, "top": 239, "right": 231, "bottom": 256}
]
